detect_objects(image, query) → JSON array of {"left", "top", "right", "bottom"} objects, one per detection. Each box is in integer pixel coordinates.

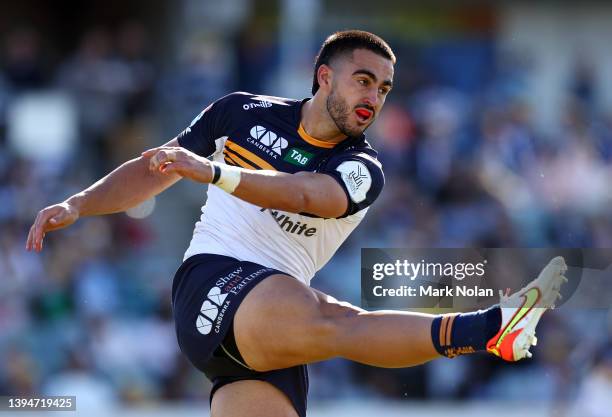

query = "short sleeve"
[
  {"left": 176, "top": 93, "right": 234, "bottom": 157},
  {"left": 318, "top": 150, "right": 385, "bottom": 217}
]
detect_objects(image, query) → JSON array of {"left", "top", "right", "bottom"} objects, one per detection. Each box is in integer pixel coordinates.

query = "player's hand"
[
  {"left": 142, "top": 146, "right": 213, "bottom": 183},
  {"left": 26, "top": 202, "right": 80, "bottom": 252}
]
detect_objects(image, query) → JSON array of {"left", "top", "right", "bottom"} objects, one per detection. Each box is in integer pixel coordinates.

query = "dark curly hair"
[{"left": 312, "top": 30, "right": 396, "bottom": 95}]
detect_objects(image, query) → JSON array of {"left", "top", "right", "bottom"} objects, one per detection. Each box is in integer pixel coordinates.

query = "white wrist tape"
[{"left": 210, "top": 162, "right": 241, "bottom": 193}]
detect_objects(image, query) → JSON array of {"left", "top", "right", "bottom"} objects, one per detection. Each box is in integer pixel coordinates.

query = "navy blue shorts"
[{"left": 171, "top": 254, "right": 309, "bottom": 417}]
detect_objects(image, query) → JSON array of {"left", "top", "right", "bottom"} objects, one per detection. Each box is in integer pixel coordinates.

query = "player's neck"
[{"left": 300, "top": 97, "right": 347, "bottom": 144}]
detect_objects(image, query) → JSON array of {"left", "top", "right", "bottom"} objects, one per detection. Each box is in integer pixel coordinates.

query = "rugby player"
[{"left": 26, "top": 30, "right": 567, "bottom": 417}]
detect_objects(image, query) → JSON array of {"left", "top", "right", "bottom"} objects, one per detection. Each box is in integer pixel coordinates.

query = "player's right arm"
[
  {"left": 27, "top": 91, "right": 235, "bottom": 252},
  {"left": 26, "top": 138, "right": 182, "bottom": 252}
]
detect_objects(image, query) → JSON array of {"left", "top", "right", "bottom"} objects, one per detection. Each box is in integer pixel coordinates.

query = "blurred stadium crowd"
[{"left": 0, "top": 4, "right": 611, "bottom": 416}]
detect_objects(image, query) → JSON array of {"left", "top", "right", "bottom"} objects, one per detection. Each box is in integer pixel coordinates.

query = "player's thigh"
[
  {"left": 310, "top": 287, "right": 366, "bottom": 316},
  {"left": 211, "top": 380, "right": 298, "bottom": 417},
  {"left": 233, "top": 274, "right": 363, "bottom": 371}
]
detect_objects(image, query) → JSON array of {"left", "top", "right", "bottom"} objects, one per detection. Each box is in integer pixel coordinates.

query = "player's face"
[{"left": 326, "top": 49, "right": 394, "bottom": 137}]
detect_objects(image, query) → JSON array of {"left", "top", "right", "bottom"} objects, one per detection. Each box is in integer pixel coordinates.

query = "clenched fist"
[{"left": 142, "top": 146, "right": 214, "bottom": 183}]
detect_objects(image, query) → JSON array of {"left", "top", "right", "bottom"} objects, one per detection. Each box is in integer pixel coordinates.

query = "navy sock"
[{"left": 431, "top": 306, "right": 501, "bottom": 358}]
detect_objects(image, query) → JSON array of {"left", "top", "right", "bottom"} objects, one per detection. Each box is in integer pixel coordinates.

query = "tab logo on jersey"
[
  {"left": 283, "top": 148, "right": 314, "bottom": 166},
  {"left": 336, "top": 160, "right": 371, "bottom": 203},
  {"left": 247, "top": 125, "right": 288, "bottom": 159}
]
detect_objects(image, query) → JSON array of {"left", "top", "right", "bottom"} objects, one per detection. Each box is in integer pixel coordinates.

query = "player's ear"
[{"left": 317, "top": 64, "right": 333, "bottom": 93}]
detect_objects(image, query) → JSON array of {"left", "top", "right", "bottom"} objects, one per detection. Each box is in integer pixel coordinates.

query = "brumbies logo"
[
  {"left": 247, "top": 125, "right": 288, "bottom": 157},
  {"left": 196, "top": 287, "right": 228, "bottom": 335},
  {"left": 336, "top": 160, "right": 371, "bottom": 203}
]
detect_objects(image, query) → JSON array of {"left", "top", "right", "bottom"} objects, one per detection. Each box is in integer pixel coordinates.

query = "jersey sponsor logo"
[
  {"left": 196, "top": 286, "right": 230, "bottom": 335},
  {"left": 196, "top": 267, "right": 275, "bottom": 335},
  {"left": 243, "top": 100, "right": 272, "bottom": 111},
  {"left": 336, "top": 160, "right": 371, "bottom": 203},
  {"left": 283, "top": 147, "right": 314, "bottom": 166},
  {"left": 261, "top": 208, "right": 317, "bottom": 236},
  {"left": 215, "top": 267, "right": 243, "bottom": 287},
  {"left": 247, "top": 125, "right": 288, "bottom": 159}
]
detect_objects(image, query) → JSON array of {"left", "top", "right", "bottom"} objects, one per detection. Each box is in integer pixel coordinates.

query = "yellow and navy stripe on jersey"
[{"left": 177, "top": 91, "right": 384, "bottom": 218}]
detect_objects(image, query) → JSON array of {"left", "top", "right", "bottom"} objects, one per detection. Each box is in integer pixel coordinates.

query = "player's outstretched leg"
[
  {"left": 233, "top": 257, "right": 567, "bottom": 371},
  {"left": 234, "top": 273, "right": 441, "bottom": 371}
]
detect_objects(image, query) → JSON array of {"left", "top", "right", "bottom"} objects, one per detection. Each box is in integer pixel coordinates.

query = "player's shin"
[{"left": 430, "top": 307, "right": 502, "bottom": 358}]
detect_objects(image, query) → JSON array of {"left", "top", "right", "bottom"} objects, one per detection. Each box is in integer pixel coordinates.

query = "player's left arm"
[
  {"left": 237, "top": 170, "right": 348, "bottom": 218},
  {"left": 143, "top": 146, "right": 383, "bottom": 218}
]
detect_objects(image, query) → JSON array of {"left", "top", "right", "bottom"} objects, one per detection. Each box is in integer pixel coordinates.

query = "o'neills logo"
[
  {"left": 444, "top": 346, "right": 475, "bottom": 358},
  {"left": 247, "top": 125, "right": 288, "bottom": 158},
  {"left": 243, "top": 100, "right": 272, "bottom": 110}
]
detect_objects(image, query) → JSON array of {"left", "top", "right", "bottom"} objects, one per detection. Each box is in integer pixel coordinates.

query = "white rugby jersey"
[{"left": 177, "top": 92, "right": 384, "bottom": 286}]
